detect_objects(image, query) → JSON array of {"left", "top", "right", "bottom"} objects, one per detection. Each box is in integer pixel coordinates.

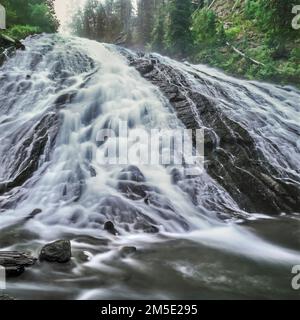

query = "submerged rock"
[
  {"left": 117, "top": 166, "right": 153, "bottom": 201},
  {"left": 117, "top": 181, "right": 154, "bottom": 201},
  {"left": 133, "top": 60, "right": 155, "bottom": 75},
  {"left": 104, "top": 221, "right": 118, "bottom": 235},
  {"left": 119, "top": 246, "right": 137, "bottom": 258},
  {"left": 76, "top": 251, "right": 92, "bottom": 263},
  {"left": 39, "top": 240, "right": 72, "bottom": 263},
  {"left": 133, "top": 221, "right": 159, "bottom": 234},
  {"left": 25, "top": 208, "right": 42, "bottom": 221},
  {"left": 118, "top": 165, "right": 146, "bottom": 183},
  {"left": 54, "top": 90, "right": 77, "bottom": 109}
]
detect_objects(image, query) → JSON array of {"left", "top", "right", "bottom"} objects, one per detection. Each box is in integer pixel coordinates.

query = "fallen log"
[
  {"left": 226, "top": 42, "right": 266, "bottom": 66},
  {"left": 208, "top": 0, "right": 217, "bottom": 10}
]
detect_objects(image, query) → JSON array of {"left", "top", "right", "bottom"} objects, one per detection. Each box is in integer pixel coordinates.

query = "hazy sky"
[
  {"left": 54, "top": 0, "right": 87, "bottom": 31},
  {"left": 54, "top": 0, "right": 137, "bottom": 32}
]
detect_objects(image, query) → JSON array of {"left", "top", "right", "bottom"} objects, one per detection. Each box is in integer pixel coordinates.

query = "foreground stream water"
[{"left": 0, "top": 34, "right": 299, "bottom": 299}]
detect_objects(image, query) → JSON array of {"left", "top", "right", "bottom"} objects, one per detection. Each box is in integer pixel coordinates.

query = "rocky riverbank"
[{"left": 0, "top": 220, "right": 136, "bottom": 277}]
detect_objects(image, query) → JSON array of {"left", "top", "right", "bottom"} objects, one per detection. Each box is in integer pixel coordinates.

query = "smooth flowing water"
[{"left": 0, "top": 34, "right": 299, "bottom": 299}]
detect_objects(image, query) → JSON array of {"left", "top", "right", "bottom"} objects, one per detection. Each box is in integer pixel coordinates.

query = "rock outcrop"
[
  {"left": 126, "top": 53, "right": 300, "bottom": 215},
  {"left": 0, "top": 251, "right": 36, "bottom": 277}
]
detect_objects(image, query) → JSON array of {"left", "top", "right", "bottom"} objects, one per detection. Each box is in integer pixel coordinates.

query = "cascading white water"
[
  {"left": 0, "top": 34, "right": 299, "bottom": 299},
  {"left": 156, "top": 55, "right": 300, "bottom": 185},
  {"left": 0, "top": 34, "right": 214, "bottom": 234}
]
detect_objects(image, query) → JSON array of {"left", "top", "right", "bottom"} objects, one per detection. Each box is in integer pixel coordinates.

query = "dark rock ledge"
[
  {"left": 0, "top": 240, "right": 72, "bottom": 278},
  {"left": 126, "top": 53, "right": 300, "bottom": 215},
  {"left": 0, "top": 236, "right": 138, "bottom": 283},
  {"left": 0, "top": 251, "right": 36, "bottom": 277}
]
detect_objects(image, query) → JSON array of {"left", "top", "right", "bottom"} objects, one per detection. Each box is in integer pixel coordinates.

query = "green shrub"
[
  {"left": 244, "top": 0, "right": 260, "bottom": 20},
  {"left": 291, "top": 48, "right": 300, "bottom": 63},
  {"left": 192, "top": 8, "right": 226, "bottom": 47},
  {"left": 4, "top": 25, "right": 41, "bottom": 40}
]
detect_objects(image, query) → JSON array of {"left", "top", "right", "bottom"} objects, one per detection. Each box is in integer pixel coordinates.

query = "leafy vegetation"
[
  {"left": 54, "top": 0, "right": 300, "bottom": 88},
  {"left": 3, "top": 25, "right": 41, "bottom": 39},
  {"left": 0, "top": 0, "right": 59, "bottom": 39},
  {"left": 190, "top": 0, "right": 300, "bottom": 87},
  {"left": 166, "top": 0, "right": 193, "bottom": 56}
]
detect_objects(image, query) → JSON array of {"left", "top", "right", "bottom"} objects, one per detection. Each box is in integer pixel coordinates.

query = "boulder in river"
[
  {"left": 39, "top": 240, "right": 72, "bottom": 263},
  {"left": 104, "top": 221, "right": 118, "bottom": 235}
]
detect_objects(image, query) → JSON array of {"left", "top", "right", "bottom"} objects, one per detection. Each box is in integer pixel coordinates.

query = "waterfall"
[{"left": 0, "top": 34, "right": 299, "bottom": 300}]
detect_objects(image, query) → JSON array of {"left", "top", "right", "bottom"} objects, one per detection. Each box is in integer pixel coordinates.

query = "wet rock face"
[
  {"left": 127, "top": 55, "right": 300, "bottom": 215},
  {"left": 0, "top": 112, "right": 61, "bottom": 210},
  {"left": 39, "top": 240, "right": 72, "bottom": 263},
  {"left": 117, "top": 165, "right": 153, "bottom": 201},
  {"left": 133, "top": 59, "right": 155, "bottom": 75},
  {"left": 118, "top": 166, "right": 146, "bottom": 183},
  {"left": 97, "top": 192, "right": 189, "bottom": 234},
  {"left": 54, "top": 91, "right": 77, "bottom": 109}
]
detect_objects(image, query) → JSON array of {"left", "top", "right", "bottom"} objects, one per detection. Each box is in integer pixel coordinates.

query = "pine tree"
[
  {"left": 136, "top": 0, "right": 156, "bottom": 45},
  {"left": 114, "top": 0, "right": 133, "bottom": 43},
  {"left": 151, "top": 3, "right": 167, "bottom": 52},
  {"left": 166, "top": 0, "right": 193, "bottom": 56}
]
